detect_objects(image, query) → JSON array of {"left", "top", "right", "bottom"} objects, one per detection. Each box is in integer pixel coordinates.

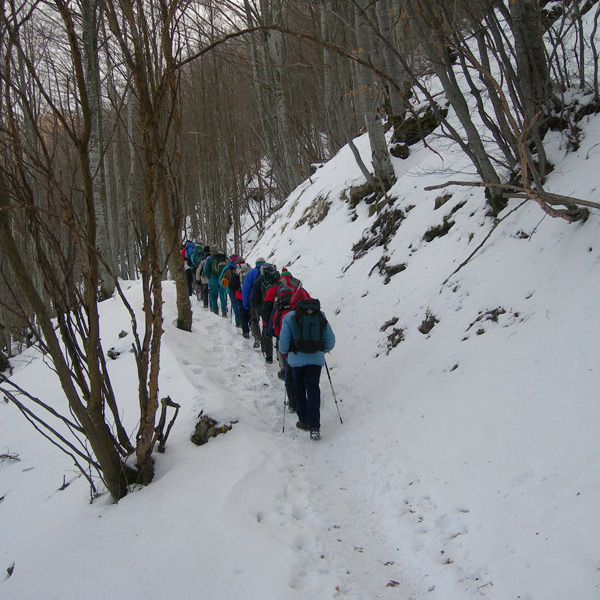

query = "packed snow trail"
[{"left": 161, "top": 292, "right": 460, "bottom": 600}]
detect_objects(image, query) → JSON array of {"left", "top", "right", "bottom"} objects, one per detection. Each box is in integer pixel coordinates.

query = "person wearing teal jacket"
[{"left": 204, "top": 247, "right": 229, "bottom": 316}]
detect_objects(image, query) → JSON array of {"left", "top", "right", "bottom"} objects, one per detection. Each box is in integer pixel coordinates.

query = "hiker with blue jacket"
[
  {"left": 181, "top": 240, "right": 196, "bottom": 296},
  {"left": 242, "top": 257, "right": 265, "bottom": 348},
  {"left": 278, "top": 294, "right": 335, "bottom": 440}
]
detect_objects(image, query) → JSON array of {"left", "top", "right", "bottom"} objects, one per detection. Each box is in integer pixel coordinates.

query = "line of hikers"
[{"left": 180, "top": 241, "right": 335, "bottom": 440}]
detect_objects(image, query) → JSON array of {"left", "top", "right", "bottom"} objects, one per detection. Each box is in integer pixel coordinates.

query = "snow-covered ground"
[{"left": 2, "top": 99, "right": 600, "bottom": 599}]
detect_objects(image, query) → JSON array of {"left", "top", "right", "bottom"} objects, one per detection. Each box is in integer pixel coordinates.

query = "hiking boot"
[
  {"left": 222, "top": 311, "right": 228, "bottom": 318},
  {"left": 211, "top": 308, "right": 218, "bottom": 315},
  {"left": 242, "top": 332, "right": 250, "bottom": 339},
  {"left": 310, "top": 430, "right": 321, "bottom": 441},
  {"left": 253, "top": 340, "right": 260, "bottom": 349},
  {"left": 296, "top": 421, "right": 308, "bottom": 431},
  {"left": 288, "top": 403, "right": 297, "bottom": 413},
  {"left": 236, "top": 322, "right": 242, "bottom": 328},
  {"left": 277, "top": 369, "right": 285, "bottom": 380},
  {"left": 265, "top": 357, "right": 273, "bottom": 364}
]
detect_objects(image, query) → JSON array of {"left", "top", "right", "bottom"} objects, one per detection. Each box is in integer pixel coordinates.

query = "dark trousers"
[
  {"left": 261, "top": 327, "right": 273, "bottom": 360},
  {"left": 185, "top": 268, "right": 194, "bottom": 296},
  {"left": 250, "top": 307, "right": 261, "bottom": 342},
  {"left": 290, "top": 364, "right": 322, "bottom": 430},
  {"left": 238, "top": 300, "right": 250, "bottom": 335},
  {"left": 199, "top": 283, "right": 209, "bottom": 308},
  {"left": 229, "top": 290, "right": 241, "bottom": 325}
]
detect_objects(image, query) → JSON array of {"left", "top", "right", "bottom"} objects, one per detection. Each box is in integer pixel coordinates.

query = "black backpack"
[
  {"left": 290, "top": 299, "right": 328, "bottom": 353},
  {"left": 260, "top": 265, "right": 280, "bottom": 298}
]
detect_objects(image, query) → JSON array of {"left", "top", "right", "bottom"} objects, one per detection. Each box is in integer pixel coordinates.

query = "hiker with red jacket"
[
  {"left": 252, "top": 263, "right": 280, "bottom": 364},
  {"left": 264, "top": 269, "right": 305, "bottom": 412}
]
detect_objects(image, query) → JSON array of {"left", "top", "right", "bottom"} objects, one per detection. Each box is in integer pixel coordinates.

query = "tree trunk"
[
  {"left": 510, "top": 0, "right": 552, "bottom": 177},
  {"left": 375, "top": 0, "right": 407, "bottom": 124},
  {"left": 81, "top": 0, "right": 116, "bottom": 299},
  {"left": 355, "top": 0, "right": 396, "bottom": 188}
]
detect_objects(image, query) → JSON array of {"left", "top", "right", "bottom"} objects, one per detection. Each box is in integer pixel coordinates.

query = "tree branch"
[{"left": 424, "top": 180, "right": 600, "bottom": 213}]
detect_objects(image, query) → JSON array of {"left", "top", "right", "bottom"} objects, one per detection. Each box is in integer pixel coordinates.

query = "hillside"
[{"left": 2, "top": 96, "right": 600, "bottom": 600}]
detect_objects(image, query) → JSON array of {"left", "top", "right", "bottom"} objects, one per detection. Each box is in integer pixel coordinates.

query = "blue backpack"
[{"left": 184, "top": 242, "right": 196, "bottom": 266}]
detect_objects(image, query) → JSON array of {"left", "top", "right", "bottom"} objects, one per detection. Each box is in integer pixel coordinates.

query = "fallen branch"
[{"left": 155, "top": 396, "right": 181, "bottom": 454}]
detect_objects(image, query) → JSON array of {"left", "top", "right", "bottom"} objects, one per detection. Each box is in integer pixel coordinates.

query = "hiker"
[
  {"left": 242, "top": 257, "right": 266, "bottom": 348},
  {"left": 220, "top": 255, "right": 242, "bottom": 327},
  {"left": 191, "top": 244, "right": 206, "bottom": 300},
  {"left": 230, "top": 257, "right": 251, "bottom": 338},
  {"left": 265, "top": 267, "right": 303, "bottom": 339},
  {"left": 278, "top": 293, "right": 335, "bottom": 440},
  {"left": 204, "top": 246, "right": 229, "bottom": 316},
  {"left": 195, "top": 245, "right": 211, "bottom": 308},
  {"left": 252, "top": 263, "right": 280, "bottom": 364},
  {"left": 264, "top": 268, "right": 303, "bottom": 412},
  {"left": 181, "top": 240, "right": 196, "bottom": 296}
]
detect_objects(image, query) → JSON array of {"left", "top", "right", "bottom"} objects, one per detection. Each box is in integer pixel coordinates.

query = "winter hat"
[
  {"left": 256, "top": 257, "right": 266, "bottom": 264},
  {"left": 210, "top": 244, "right": 218, "bottom": 253},
  {"left": 235, "top": 256, "right": 246, "bottom": 264}
]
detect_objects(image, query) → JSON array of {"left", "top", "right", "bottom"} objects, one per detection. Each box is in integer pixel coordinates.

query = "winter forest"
[{"left": 1, "top": 1, "right": 600, "bottom": 598}]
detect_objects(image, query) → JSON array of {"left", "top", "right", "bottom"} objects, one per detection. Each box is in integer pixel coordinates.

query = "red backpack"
[{"left": 272, "top": 282, "right": 307, "bottom": 337}]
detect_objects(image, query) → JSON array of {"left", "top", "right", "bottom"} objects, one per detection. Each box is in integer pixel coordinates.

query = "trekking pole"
[
  {"left": 324, "top": 359, "right": 343, "bottom": 424},
  {"left": 282, "top": 362, "right": 288, "bottom": 433}
]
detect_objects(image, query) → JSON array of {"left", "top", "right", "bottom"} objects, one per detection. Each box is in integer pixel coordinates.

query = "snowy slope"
[{"left": 2, "top": 101, "right": 600, "bottom": 600}]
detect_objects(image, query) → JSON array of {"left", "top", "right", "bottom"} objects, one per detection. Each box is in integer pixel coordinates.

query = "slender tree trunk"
[
  {"left": 81, "top": 0, "right": 116, "bottom": 299},
  {"left": 355, "top": 0, "right": 396, "bottom": 188},
  {"left": 401, "top": 0, "right": 502, "bottom": 209},
  {"left": 375, "top": 0, "right": 407, "bottom": 123},
  {"left": 510, "top": 0, "right": 552, "bottom": 177}
]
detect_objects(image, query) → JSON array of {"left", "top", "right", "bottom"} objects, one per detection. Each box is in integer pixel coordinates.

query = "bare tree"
[{"left": 0, "top": 0, "right": 138, "bottom": 500}]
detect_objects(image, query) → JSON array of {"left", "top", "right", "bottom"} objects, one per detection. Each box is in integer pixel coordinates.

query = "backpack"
[
  {"left": 220, "top": 265, "right": 234, "bottom": 289},
  {"left": 184, "top": 242, "right": 196, "bottom": 267},
  {"left": 237, "top": 263, "right": 250, "bottom": 287},
  {"left": 191, "top": 246, "right": 205, "bottom": 270},
  {"left": 260, "top": 265, "right": 280, "bottom": 299},
  {"left": 211, "top": 252, "right": 229, "bottom": 277},
  {"left": 271, "top": 277, "right": 302, "bottom": 337},
  {"left": 289, "top": 298, "right": 328, "bottom": 353}
]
